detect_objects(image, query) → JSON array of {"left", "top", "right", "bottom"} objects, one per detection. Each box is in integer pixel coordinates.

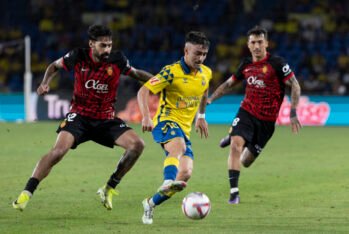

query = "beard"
[{"left": 98, "top": 53, "right": 110, "bottom": 61}]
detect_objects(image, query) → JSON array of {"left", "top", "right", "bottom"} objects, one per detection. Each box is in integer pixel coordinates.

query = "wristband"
[
  {"left": 197, "top": 113, "right": 205, "bottom": 119},
  {"left": 290, "top": 108, "right": 297, "bottom": 118}
]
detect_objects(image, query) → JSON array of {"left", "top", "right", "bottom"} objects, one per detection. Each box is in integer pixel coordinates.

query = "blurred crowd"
[{"left": 1, "top": 0, "right": 349, "bottom": 95}]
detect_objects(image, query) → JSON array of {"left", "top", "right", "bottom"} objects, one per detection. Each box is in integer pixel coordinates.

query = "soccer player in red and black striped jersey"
[
  {"left": 208, "top": 26, "right": 302, "bottom": 204},
  {"left": 13, "top": 25, "right": 153, "bottom": 211}
]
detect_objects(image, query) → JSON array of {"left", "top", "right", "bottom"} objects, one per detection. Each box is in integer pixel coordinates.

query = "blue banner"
[
  {"left": 0, "top": 94, "right": 24, "bottom": 121},
  {"left": 206, "top": 95, "right": 349, "bottom": 126}
]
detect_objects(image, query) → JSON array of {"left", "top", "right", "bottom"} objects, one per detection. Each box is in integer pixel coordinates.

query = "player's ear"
[{"left": 89, "top": 40, "right": 94, "bottom": 48}]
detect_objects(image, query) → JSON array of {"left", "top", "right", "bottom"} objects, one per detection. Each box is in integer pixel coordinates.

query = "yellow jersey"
[{"left": 144, "top": 57, "right": 212, "bottom": 138}]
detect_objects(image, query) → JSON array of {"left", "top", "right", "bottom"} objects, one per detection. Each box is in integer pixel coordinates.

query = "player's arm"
[
  {"left": 195, "top": 89, "right": 209, "bottom": 139},
  {"left": 137, "top": 84, "right": 154, "bottom": 132},
  {"left": 37, "top": 58, "right": 64, "bottom": 96},
  {"left": 285, "top": 75, "right": 302, "bottom": 133},
  {"left": 207, "top": 77, "right": 238, "bottom": 104},
  {"left": 128, "top": 67, "right": 153, "bottom": 83}
]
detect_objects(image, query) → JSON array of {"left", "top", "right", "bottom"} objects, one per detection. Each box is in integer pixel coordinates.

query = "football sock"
[
  {"left": 163, "top": 157, "right": 179, "bottom": 180},
  {"left": 228, "top": 170, "right": 240, "bottom": 193},
  {"left": 151, "top": 193, "right": 170, "bottom": 206},
  {"left": 24, "top": 177, "right": 39, "bottom": 194},
  {"left": 107, "top": 177, "right": 120, "bottom": 189}
]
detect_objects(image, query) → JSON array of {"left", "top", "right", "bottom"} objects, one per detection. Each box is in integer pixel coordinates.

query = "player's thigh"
[
  {"left": 115, "top": 129, "right": 144, "bottom": 151},
  {"left": 229, "top": 108, "right": 254, "bottom": 144},
  {"left": 52, "top": 131, "right": 75, "bottom": 154},
  {"left": 164, "top": 137, "right": 186, "bottom": 157}
]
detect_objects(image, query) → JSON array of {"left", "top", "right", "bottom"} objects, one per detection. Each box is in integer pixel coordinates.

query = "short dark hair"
[
  {"left": 247, "top": 25, "right": 268, "bottom": 40},
  {"left": 88, "top": 24, "right": 112, "bottom": 41},
  {"left": 185, "top": 31, "right": 210, "bottom": 48}
]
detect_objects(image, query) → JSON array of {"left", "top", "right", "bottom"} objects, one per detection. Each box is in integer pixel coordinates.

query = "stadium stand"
[{"left": 0, "top": 0, "right": 348, "bottom": 95}]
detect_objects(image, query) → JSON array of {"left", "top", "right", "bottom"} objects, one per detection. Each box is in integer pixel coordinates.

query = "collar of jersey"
[
  {"left": 180, "top": 57, "right": 202, "bottom": 74},
  {"left": 252, "top": 52, "right": 270, "bottom": 65}
]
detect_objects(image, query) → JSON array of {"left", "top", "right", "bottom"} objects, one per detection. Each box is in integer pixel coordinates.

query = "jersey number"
[
  {"left": 232, "top": 117, "right": 240, "bottom": 127},
  {"left": 67, "top": 113, "right": 77, "bottom": 122}
]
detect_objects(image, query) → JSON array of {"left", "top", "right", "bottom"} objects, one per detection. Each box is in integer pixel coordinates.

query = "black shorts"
[
  {"left": 57, "top": 113, "right": 132, "bottom": 149},
  {"left": 229, "top": 108, "right": 275, "bottom": 157}
]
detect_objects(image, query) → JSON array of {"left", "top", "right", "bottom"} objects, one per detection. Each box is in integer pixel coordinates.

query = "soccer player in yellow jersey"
[{"left": 137, "top": 31, "right": 212, "bottom": 224}]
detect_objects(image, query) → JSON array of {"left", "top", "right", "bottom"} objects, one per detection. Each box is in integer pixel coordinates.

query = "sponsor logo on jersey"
[
  {"left": 85, "top": 79, "right": 109, "bottom": 93},
  {"left": 107, "top": 66, "right": 113, "bottom": 76},
  {"left": 183, "top": 77, "right": 188, "bottom": 83},
  {"left": 149, "top": 77, "right": 161, "bottom": 85},
  {"left": 247, "top": 76, "right": 266, "bottom": 88}
]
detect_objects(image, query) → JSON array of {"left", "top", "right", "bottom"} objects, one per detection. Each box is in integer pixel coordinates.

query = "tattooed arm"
[
  {"left": 207, "top": 77, "right": 238, "bottom": 104},
  {"left": 285, "top": 75, "right": 302, "bottom": 133},
  {"left": 128, "top": 67, "right": 153, "bottom": 83},
  {"left": 37, "top": 58, "right": 64, "bottom": 95}
]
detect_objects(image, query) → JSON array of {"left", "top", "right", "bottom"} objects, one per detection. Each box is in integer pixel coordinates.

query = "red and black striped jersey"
[
  {"left": 62, "top": 48, "right": 131, "bottom": 119},
  {"left": 231, "top": 53, "right": 294, "bottom": 122}
]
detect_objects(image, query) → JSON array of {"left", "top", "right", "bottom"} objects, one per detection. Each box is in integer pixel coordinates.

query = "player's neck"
[
  {"left": 252, "top": 52, "right": 267, "bottom": 62},
  {"left": 92, "top": 54, "right": 102, "bottom": 63}
]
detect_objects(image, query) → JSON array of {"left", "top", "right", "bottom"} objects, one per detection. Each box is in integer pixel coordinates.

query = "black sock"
[
  {"left": 107, "top": 176, "right": 120, "bottom": 189},
  {"left": 228, "top": 170, "right": 240, "bottom": 191},
  {"left": 24, "top": 177, "right": 40, "bottom": 194}
]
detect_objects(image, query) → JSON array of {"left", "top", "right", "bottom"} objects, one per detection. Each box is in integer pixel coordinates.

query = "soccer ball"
[{"left": 182, "top": 192, "right": 211, "bottom": 220}]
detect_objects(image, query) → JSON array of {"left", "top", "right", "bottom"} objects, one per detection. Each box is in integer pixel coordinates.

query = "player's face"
[
  {"left": 90, "top": 36, "right": 112, "bottom": 61},
  {"left": 248, "top": 34, "right": 268, "bottom": 61},
  {"left": 184, "top": 43, "right": 209, "bottom": 70}
]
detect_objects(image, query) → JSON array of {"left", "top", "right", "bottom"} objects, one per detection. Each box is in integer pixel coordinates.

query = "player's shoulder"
[
  {"left": 158, "top": 61, "right": 181, "bottom": 74},
  {"left": 200, "top": 64, "right": 212, "bottom": 75},
  {"left": 236, "top": 57, "right": 253, "bottom": 70},
  {"left": 64, "top": 48, "right": 88, "bottom": 60},
  {"left": 108, "top": 50, "right": 127, "bottom": 63},
  {"left": 268, "top": 54, "right": 287, "bottom": 64}
]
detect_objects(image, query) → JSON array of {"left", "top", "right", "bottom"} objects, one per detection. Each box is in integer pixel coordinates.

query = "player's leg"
[
  {"left": 228, "top": 135, "right": 245, "bottom": 204},
  {"left": 142, "top": 137, "right": 186, "bottom": 224},
  {"left": 240, "top": 147, "right": 256, "bottom": 167},
  {"left": 98, "top": 129, "right": 144, "bottom": 210},
  {"left": 109, "top": 129, "right": 144, "bottom": 186},
  {"left": 13, "top": 131, "right": 74, "bottom": 211},
  {"left": 176, "top": 156, "right": 193, "bottom": 182}
]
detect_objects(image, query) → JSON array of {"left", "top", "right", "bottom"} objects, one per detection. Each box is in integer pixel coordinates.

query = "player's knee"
[
  {"left": 129, "top": 138, "right": 145, "bottom": 155},
  {"left": 230, "top": 142, "right": 244, "bottom": 155}
]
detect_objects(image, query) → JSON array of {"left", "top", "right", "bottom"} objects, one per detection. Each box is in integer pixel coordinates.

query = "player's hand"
[
  {"left": 37, "top": 84, "right": 50, "bottom": 95},
  {"left": 195, "top": 118, "right": 209, "bottom": 138},
  {"left": 290, "top": 116, "right": 302, "bottom": 134},
  {"left": 207, "top": 98, "right": 212, "bottom": 105},
  {"left": 141, "top": 117, "right": 154, "bottom": 132}
]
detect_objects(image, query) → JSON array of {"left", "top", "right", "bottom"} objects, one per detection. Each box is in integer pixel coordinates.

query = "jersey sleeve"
[
  {"left": 231, "top": 58, "right": 249, "bottom": 81},
  {"left": 271, "top": 56, "right": 294, "bottom": 82},
  {"left": 62, "top": 48, "right": 80, "bottom": 71},
  {"left": 109, "top": 51, "right": 132, "bottom": 75},
  {"left": 144, "top": 65, "right": 173, "bottom": 94}
]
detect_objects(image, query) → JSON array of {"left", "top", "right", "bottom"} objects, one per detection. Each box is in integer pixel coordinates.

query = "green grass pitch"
[{"left": 0, "top": 122, "right": 348, "bottom": 233}]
